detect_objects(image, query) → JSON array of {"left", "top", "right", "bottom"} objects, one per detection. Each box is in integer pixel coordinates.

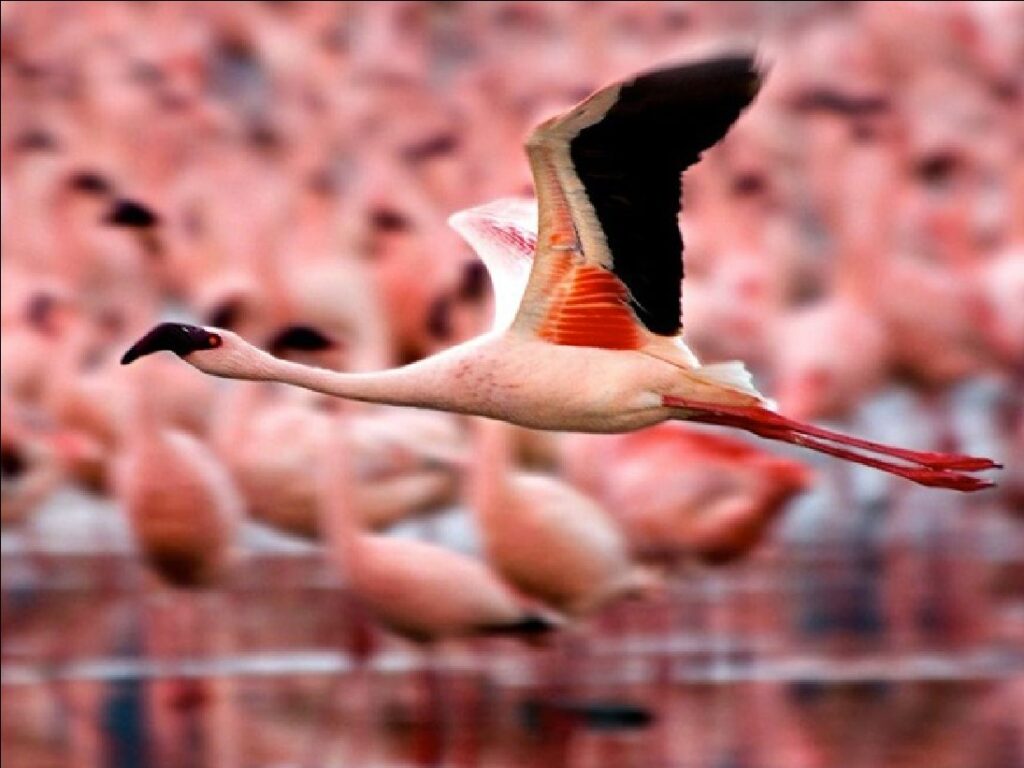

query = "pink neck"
[
  {"left": 317, "top": 427, "right": 365, "bottom": 574},
  {"left": 264, "top": 355, "right": 450, "bottom": 412},
  {"left": 467, "top": 417, "right": 514, "bottom": 524}
]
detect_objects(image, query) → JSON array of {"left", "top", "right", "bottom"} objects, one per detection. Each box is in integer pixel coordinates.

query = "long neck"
[
  {"left": 1009, "top": 161, "right": 1024, "bottom": 246},
  {"left": 317, "top": 425, "right": 364, "bottom": 575},
  {"left": 261, "top": 351, "right": 455, "bottom": 412},
  {"left": 125, "top": 366, "right": 169, "bottom": 457},
  {"left": 835, "top": 142, "right": 893, "bottom": 301},
  {"left": 467, "top": 417, "right": 514, "bottom": 528}
]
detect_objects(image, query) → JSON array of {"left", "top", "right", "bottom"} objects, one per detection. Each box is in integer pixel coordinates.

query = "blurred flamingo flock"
[{"left": 1, "top": 2, "right": 1022, "bottom": 767}]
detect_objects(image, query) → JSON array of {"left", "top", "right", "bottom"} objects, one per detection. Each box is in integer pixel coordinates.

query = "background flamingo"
[
  {"left": 564, "top": 423, "right": 811, "bottom": 566},
  {"left": 467, "top": 416, "right": 654, "bottom": 617}
]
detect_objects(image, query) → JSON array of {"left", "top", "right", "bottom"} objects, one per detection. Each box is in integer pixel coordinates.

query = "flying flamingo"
[{"left": 121, "top": 53, "right": 999, "bottom": 491}]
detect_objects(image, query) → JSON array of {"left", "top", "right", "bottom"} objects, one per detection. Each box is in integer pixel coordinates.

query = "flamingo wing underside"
[{"left": 447, "top": 198, "right": 538, "bottom": 331}]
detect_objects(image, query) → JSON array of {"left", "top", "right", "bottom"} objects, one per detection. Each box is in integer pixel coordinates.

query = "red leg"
[{"left": 663, "top": 398, "right": 999, "bottom": 492}]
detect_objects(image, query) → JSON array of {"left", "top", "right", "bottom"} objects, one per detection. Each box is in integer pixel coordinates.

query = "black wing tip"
[
  {"left": 627, "top": 49, "right": 766, "bottom": 107},
  {"left": 568, "top": 49, "right": 766, "bottom": 339}
]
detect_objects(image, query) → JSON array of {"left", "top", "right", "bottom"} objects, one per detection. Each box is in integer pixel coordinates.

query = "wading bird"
[
  {"left": 115, "top": 370, "right": 243, "bottom": 588},
  {"left": 467, "top": 416, "right": 655, "bottom": 616},
  {"left": 316, "top": 417, "right": 556, "bottom": 642},
  {"left": 122, "top": 53, "right": 999, "bottom": 491},
  {"left": 564, "top": 424, "right": 811, "bottom": 565}
]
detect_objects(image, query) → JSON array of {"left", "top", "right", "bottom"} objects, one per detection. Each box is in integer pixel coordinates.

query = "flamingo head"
[
  {"left": 25, "top": 289, "right": 75, "bottom": 335},
  {"left": 121, "top": 322, "right": 234, "bottom": 373},
  {"left": 122, "top": 322, "right": 222, "bottom": 361},
  {"left": 122, "top": 322, "right": 336, "bottom": 380},
  {"left": 103, "top": 197, "right": 164, "bottom": 260}
]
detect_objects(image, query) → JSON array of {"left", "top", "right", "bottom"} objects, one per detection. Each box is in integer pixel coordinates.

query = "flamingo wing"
[
  {"left": 512, "top": 53, "right": 763, "bottom": 350},
  {"left": 447, "top": 197, "right": 538, "bottom": 331}
]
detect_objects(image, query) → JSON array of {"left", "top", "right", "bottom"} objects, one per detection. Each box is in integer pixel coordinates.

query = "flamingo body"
[
  {"left": 568, "top": 424, "right": 811, "bottom": 564},
  {"left": 117, "top": 427, "right": 242, "bottom": 588},
  {"left": 470, "top": 419, "right": 650, "bottom": 615},
  {"left": 343, "top": 536, "right": 542, "bottom": 642},
  {"left": 480, "top": 472, "right": 648, "bottom": 614},
  {"left": 317, "top": 422, "right": 556, "bottom": 642}
]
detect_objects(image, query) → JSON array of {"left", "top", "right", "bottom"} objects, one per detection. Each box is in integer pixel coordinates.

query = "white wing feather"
[{"left": 447, "top": 198, "right": 538, "bottom": 331}]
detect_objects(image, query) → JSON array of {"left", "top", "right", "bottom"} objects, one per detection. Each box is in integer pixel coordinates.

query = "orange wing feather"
[
  {"left": 517, "top": 142, "right": 646, "bottom": 351},
  {"left": 536, "top": 264, "right": 643, "bottom": 350}
]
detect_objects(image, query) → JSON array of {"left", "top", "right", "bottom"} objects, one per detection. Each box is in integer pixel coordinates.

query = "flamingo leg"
[{"left": 662, "top": 398, "right": 999, "bottom": 492}]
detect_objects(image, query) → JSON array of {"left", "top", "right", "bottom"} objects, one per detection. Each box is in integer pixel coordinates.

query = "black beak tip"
[
  {"left": 267, "top": 325, "right": 336, "bottom": 355},
  {"left": 120, "top": 346, "right": 143, "bottom": 365},
  {"left": 105, "top": 198, "right": 159, "bottom": 228},
  {"left": 120, "top": 334, "right": 157, "bottom": 365}
]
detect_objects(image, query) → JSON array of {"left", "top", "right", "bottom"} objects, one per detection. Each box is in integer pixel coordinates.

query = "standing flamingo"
[
  {"left": 314, "top": 417, "right": 655, "bottom": 763},
  {"left": 122, "top": 53, "right": 998, "bottom": 491},
  {"left": 114, "top": 378, "right": 242, "bottom": 589},
  {"left": 467, "top": 416, "right": 654, "bottom": 616},
  {"left": 213, "top": 380, "right": 461, "bottom": 539},
  {"left": 113, "top": 368, "right": 243, "bottom": 768},
  {"left": 316, "top": 414, "right": 555, "bottom": 642},
  {"left": 564, "top": 424, "right": 812, "bottom": 565}
]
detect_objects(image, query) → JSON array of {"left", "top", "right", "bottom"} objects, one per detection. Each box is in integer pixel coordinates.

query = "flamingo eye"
[{"left": 208, "top": 334, "right": 222, "bottom": 348}]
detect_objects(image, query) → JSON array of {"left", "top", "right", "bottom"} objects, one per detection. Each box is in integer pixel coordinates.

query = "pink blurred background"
[{"left": 2, "top": 2, "right": 1022, "bottom": 767}]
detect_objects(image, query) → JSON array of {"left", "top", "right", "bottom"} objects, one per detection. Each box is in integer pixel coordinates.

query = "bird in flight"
[{"left": 123, "top": 52, "right": 999, "bottom": 491}]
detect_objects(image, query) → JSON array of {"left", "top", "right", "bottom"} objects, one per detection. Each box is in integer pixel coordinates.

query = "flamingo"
[
  {"left": 213, "top": 380, "right": 461, "bottom": 539},
  {"left": 467, "top": 416, "right": 655, "bottom": 616},
  {"left": 111, "top": 365, "right": 244, "bottom": 768},
  {"left": 121, "top": 53, "right": 999, "bottom": 491},
  {"left": 315, "top": 414, "right": 555, "bottom": 642},
  {"left": 1, "top": 282, "right": 78, "bottom": 404},
  {"left": 564, "top": 423, "right": 812, "bottom": 565},
  {"left": 308, "top": 414, "right": 558, "bottom": 767},
  {"left": 771, "top": 131, "right": 894, "bottom": 422},
  {"left": 114, "top": 364, "right": 242, "bottom": 588},
  {"left": 313, "top": 416, "right": 656, "bottom": 762},
  {"left": 0, "top": 395, "right": 101, "bottom": 527}
]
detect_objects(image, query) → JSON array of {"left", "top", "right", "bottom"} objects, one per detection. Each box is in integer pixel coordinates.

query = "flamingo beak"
[
  {"left": 121, "top": 323, "right": 217, "bottom": 365},
  {"left": 104, "top": 198, "right": 159, "bottom": 228},
  {"left": 265, "top": 325, "right": 336, "bottom": 356},
  {"left": 206, "top": 297, "right": 246, "bottom": 330}
]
